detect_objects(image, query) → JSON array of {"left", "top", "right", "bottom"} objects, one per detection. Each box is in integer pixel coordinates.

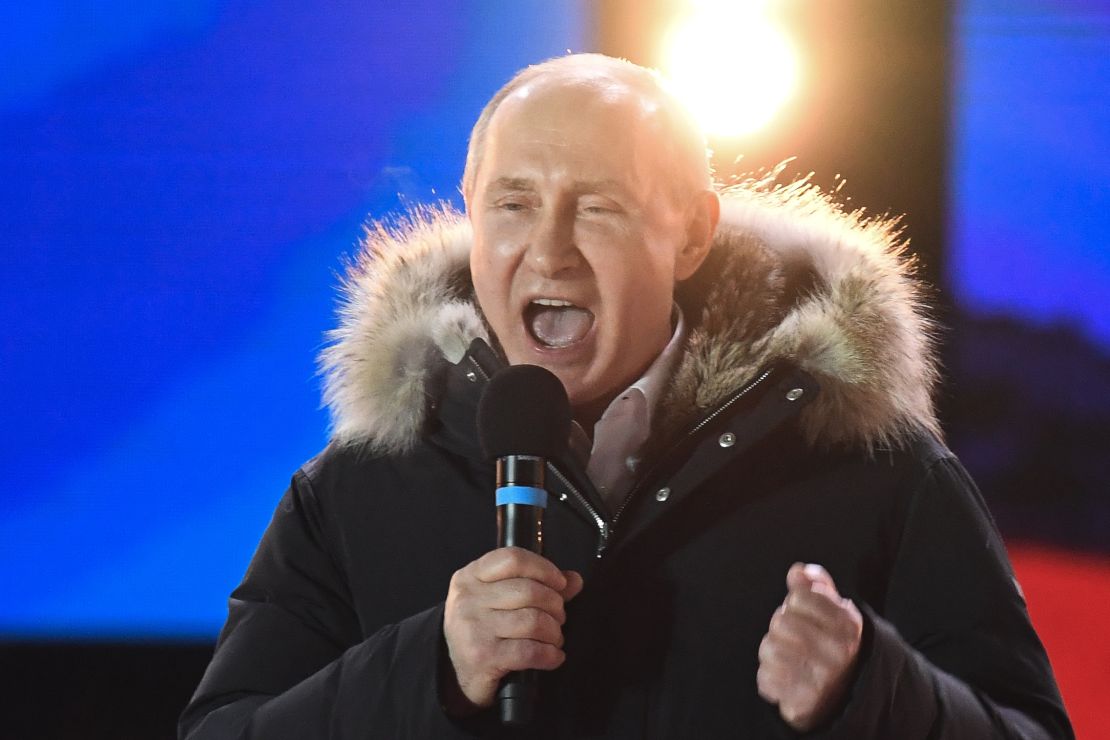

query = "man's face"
[{"left": 469, "top": 80, "right": 707, "bottom": 412}]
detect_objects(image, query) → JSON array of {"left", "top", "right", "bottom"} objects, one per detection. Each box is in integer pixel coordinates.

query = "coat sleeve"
[
  {"left": 807, "top": 453, "right": 1074, "bottom": 739},
  {"left": 178, "top": 469, "right": 479, "bottom": 740}
]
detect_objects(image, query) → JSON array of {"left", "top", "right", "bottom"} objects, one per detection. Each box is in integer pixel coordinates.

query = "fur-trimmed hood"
[{"left": 319, "top": 180, "right": 941, "bottom": 456}]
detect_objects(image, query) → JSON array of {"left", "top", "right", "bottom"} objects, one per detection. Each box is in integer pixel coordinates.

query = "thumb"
[
  {"left": 561, "top": 570, "right": 585, "bottom": 601},
  {"left": 786, "top": 562, "right": 837, "bottom": 594}
]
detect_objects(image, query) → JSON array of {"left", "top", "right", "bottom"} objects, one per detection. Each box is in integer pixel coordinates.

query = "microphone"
[{"left": 477, "top": 364, "right": 572, "bottom": 726}]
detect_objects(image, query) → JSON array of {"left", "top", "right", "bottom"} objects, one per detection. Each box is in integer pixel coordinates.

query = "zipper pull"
[{"left": 596, "top": 521, "right": 611, "bottom": 558}]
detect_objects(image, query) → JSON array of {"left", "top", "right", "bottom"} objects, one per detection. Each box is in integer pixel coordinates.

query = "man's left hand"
[{"left": 756, "top": 563, "right": 864, "bottom": 732}]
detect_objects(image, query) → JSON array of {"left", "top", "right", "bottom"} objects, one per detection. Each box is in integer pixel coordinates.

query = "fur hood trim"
[
  {"left": 319, "top": 183, "right": 941, "bottom": 455},
  {"left": 319, "top": 205, "right": 489, "bottom": 454}
]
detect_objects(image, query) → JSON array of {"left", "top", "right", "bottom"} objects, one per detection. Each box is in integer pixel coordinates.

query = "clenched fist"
[
  {"left": 443, "top": 547, "right": 584, "bottom": 710},
  {"left": 757, "top": 563, "right": 863, "bottom": 732}
]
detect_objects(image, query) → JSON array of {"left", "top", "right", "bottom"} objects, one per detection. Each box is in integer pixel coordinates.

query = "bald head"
[{"left": 462, "top": 54, "right": 713, "bottom": 208}]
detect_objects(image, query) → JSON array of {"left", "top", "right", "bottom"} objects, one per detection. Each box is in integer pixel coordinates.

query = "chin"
[
  {"left": 559, "top": 372, "right": 616, "bottom": 410},
  {"left": 533, "top": 365, "right": 591, "bottom": 406}
]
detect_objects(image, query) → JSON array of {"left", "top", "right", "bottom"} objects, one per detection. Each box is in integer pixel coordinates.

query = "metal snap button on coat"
[
  {"left": 786, "top": 387, "right": 804, "bottom": 401},
  {"left": 465, "top": 371, "right": 478, "bottom": 382},
  {"left": 718, "top": 432, "right": 736, "bottom": 448},
  {"left": 655, "top": 487, "right": 671, "bottom": 502}
]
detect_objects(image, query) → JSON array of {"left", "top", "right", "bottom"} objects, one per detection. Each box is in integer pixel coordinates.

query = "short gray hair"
[{"left": 461, "top": 53, "right": 712, "bottom": 206}]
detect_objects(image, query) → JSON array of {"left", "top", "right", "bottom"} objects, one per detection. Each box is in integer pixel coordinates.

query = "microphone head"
[{"left": 477, "top": 364, "right": 572, "bottom": 461}]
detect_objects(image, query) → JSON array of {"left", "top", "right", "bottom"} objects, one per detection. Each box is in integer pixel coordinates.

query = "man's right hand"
[{"left": 443, "top": 547, "right": 584, "bottom": 709}]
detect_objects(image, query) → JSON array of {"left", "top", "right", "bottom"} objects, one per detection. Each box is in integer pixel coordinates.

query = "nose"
[{"left": 525, "top": 206, "right": 584, "bottom": 278}]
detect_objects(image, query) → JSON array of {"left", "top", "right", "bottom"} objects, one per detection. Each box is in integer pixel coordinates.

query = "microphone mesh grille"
[{"left": 477, "top": 365, "right": 571, "bottom": 460}]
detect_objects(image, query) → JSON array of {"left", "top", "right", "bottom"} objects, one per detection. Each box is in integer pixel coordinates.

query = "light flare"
[{"left": 662, "top": 1, "right": 801, "bottom": 139}]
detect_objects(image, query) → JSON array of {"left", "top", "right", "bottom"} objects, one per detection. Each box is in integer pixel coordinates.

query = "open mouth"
[{"left": 524, "top": 298, "right": 595, "bottom": 349}]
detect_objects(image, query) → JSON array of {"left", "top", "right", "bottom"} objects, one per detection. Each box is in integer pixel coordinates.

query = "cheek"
[
  {"left": 472, "top": 262, "right": 504, "bottom": 316},
  {"left": 594, "top": 247, "right": 675, "bottom": 306},
  {"left": 473, "top": 217, "right": 528, "bottom": 270},
  {"left": 471, "top": 243, "right": 518, "bottom": 330}
]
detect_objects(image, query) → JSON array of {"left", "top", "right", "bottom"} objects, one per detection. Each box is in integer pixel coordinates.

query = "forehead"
[{"left": 480, "top": 77, "right": 666, "bottom": 188}]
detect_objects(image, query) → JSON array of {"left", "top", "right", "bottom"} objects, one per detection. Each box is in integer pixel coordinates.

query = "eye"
[
  {"left": 494, "top": 197, "right": 532, "bottom": 212},
  {"left": 586, "top": 200, "right": 621, "bottom": 215},
  {"left": 578, "top": 197, "right": 622, "bottom": 216}
]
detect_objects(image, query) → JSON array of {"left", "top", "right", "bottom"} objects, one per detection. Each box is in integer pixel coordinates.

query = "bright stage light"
[{"left": 661, "top": 1, "right": 801, "bottom": 139}]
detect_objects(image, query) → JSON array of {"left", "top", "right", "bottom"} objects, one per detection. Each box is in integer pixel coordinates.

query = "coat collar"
[{"left": 318, "top": 180, "right": 941, "bottom": 456}]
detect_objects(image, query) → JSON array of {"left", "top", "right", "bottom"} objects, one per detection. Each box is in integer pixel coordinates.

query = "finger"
[
  {"left": 761, "top": 633, "right": 836, "bottom": 701},
  {"left": 757, "top": 650, "right": 814, "bottom": 711},
  {"left": 779, "top": 694, "right": 820, "bottom": 732},
  {"left": 770, "top": 606, "right": 861, "bottom": 670},
  {"left": 484, "top": 577, "right": 567, "bottom": 623},
  {"left": 756, "top": 662, "right": 785, "bottom": 703},
  {"left": 786, "top": 562, "right": 836, "bottom": 594},
  {"left": 760, "top": 622, "right": 831, "bottom": 678},
  {"left": 785, "top": 562, "right": 809, "bottom": 592},
  {"left": 493, "top": 607, "right": 564, "bottom": 647},
  {"left": 475, "top": 548, "right": 568, "bottom": 591},
  {"left": 762, "top": 613, "right": 808, "bottom": 658},
  {"left": 561, "top": 570, "right": 584, "bottom": 601},
  {"left": 495, "top": 638, "right": 566, "bottom": 673},
  {"left": 758, "top": 630, "right": 804, "bottom": 678},
  {"left": 783, "top": 588, "right": 863, "bottom": 645},
  {"left": 783, "top": 585, "right": 848, "bottom": 627}
]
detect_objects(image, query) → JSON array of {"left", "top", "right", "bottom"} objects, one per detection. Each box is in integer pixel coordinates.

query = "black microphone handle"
[{"left": 495, "top": 456, "right": 546, "bottom": 726}]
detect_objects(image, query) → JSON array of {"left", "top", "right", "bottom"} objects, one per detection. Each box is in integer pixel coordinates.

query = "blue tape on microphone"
[{"left": 495, "top": 485, "right": 548, "bottom": 508}]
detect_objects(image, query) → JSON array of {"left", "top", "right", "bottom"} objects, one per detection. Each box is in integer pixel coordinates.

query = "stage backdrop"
[
  {"left": 950, "top": 0, "right": 1110, "bottom": 350},
  {"left": 3, "top": 2, "right": 1109, "bottom": 737},
  {"left": 1, "top": 5, "right": 1107, "bottom": 707},
  {"left": 1, "top": 0, "right": 589, "bottom": 639},
  {"left": 946, "top": 4, "right": 1110, "bottom": 733}
]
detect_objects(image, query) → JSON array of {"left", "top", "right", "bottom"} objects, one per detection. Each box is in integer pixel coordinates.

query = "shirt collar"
[
  {"left": 599, "top": 303, "right": 687, "bottom": 429},
  {"left": 565, "top": 305, "right": 688, "bottom": 475}
]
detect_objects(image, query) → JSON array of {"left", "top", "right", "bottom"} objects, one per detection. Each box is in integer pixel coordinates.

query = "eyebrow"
[
  {"left": 488, "top": 177, "right": 630, "bottom": 197},
  {"left": 575, "top": 179, "right": 629, "bottom": 196},
  {"left": 489, "top": 177, "right": 535, "bottom": 192}
]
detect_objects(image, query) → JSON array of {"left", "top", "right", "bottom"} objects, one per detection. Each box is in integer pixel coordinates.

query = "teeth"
[{"left": 532, "top": 298, "right": 575, "bottom": 307}]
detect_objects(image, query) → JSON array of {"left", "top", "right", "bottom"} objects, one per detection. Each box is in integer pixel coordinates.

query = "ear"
[
  {"left": 675, "top": 189, "right": 720, "bottom": 281},
  {"left": 462, "top": 186, "right": 474, "bottom": 221}
]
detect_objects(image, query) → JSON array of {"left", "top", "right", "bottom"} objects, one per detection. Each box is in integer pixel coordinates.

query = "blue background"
[
  {"left": 949, "top": 0, "right": 1110, "bottom": 348},
  {"left": 1, "top": 0, "right": 588, "bottom": 638}
]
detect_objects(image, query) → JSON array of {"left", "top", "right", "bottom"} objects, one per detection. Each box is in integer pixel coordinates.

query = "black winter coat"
[{"left": 181, "top": 189, "right": 1072, "bottom": 739}]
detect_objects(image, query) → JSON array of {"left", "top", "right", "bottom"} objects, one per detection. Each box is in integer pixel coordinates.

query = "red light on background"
[{"left": 1008, "top": 541, "right": 1110, "bottom": 739}]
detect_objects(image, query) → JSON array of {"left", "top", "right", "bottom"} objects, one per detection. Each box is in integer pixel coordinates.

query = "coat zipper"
[
  {"left": 470, "top": 351, "right": 776, "bottom": 559},
  {"left": 546, "top": 462, "right": 611, "bottom": 557},
  {"left": 605, "top": 367, "right": 777, "bottom": 548},
  {"left": 467, "top": 354, "right": 491, "bottom": 382}
]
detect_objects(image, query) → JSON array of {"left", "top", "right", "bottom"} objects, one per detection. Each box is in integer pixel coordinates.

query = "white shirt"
[{"left": 573, "top": 306, "right": 687, "bottom": 513}]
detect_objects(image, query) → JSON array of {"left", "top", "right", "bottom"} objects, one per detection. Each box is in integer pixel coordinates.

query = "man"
[{"left": 181, "top": 54, "right": 1072, "bottom": 738}]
